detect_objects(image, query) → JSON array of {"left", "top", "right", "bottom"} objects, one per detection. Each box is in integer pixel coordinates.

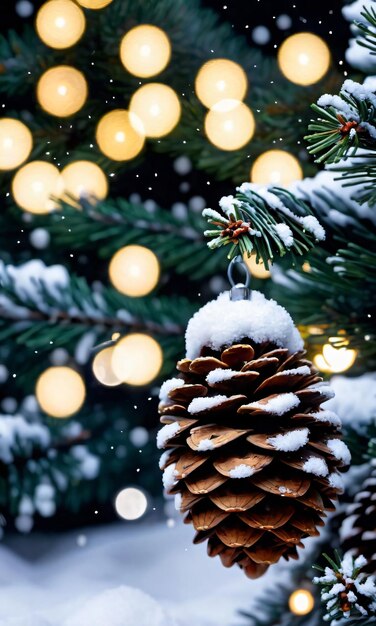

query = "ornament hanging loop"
[{"left": 227, "top": 255, "right": 251, "bottom": 301}]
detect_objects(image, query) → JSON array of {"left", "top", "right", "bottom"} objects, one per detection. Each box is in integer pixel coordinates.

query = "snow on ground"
[{"left": 0, "top": 519, "right": 300, "bottom": 626}]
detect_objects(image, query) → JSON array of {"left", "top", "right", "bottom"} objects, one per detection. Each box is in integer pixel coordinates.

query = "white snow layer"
[
  {"left": 327, "top": 439, "right": 352, "bottom": 465},
  {"left": 324, "top": 373, "right": 376, "bottom": 432},
  {"left": 277, "top": 366, "right": 310, "bottom": 376},
  {"left": 311, "top": 410, "right": 341, "bottom": 428},
  {"left": 273, "top": 223, "right": 294, "bottom": 248},
  {"left": 0, "top": 414, "right": 50, "bottom": 463},
  {"left": 157, "top": 423, "right": 181, "bottom": 449},
  {"left": 188, "top": 395, "right": 228, "bottom": 414},
  {"left": 158, "top": 449, "right": 173, "bottom": 470},
  {"left": 162, "top": 463, "right": 178, "bottom": 491},
  {"left": 291, "top": 170, "right": 376, "bottom": 226},
  {"left": 159, "top": 378, "right": 184, "bottom": 402},
  {"left": 0, "top": 520, "right": 299, "bottom": 626},
  {"left": 268, "top": 428, "right": 309, "bottom": 452},
  {"left": 0, "top": 259, "right": 69, "bottom": 314},
  {"left": 303, "top": 457, "right": 329, "bottom": 477},
  {"left": 63, "top": 586, "right": 175, "bottom": 626},
  {"left": 329, "top": 472, "right": 345, "bottom": 491},
  {"left": 229, "top": 464, "right": 255, "bottom": 478},
  {"left": 343, "top": 1, "right": 376, "bottom": 71},
  {"left": 196, "top": 438, "right": 216, "bottom": 451},
  {"left": 185, "top": 290, "right": 303, "bottom": 359},
  {"left": 246, "top": 392, "right": 300, "bottom": 416},
  {"left": 206, "top": 368, "right": 238, "bottom": 384}
]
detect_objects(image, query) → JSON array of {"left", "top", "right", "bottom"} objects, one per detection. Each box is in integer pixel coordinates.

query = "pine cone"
[
  {"left": 340, "top": 464, "right": 376, "bottom": 575},
  {"left": 157, "top": 293, "right": 350, "bottom": 579}
]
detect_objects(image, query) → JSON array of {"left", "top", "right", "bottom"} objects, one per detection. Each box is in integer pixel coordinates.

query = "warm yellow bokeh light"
[
  {"left": 36, "top": 366, "right": 86, "bottom": 418},
  {"left": 314, "top": 338, "right": 357, "bottom": 374},
  {"left": 111, "top": 333, "right": 163, "bottom": 386},
  {"left": 109, "top": 245, "right": 160, "bottom": 297},
  {"left": 61, "top": 160, "right": 108, "bottom": 201},
  {"left": 250, "top": 150, "right": 303, "bottom": 186},
  {"left": 37, "top": 65, "right": 88, "bottom": 117},
  {"left": 120, "top": 25, "right": 171, "bottom": 78},
  {"left": 12, "top": 161, "right": 62, "bottom": 214},
  {"left": 129, "top": 83, "right": 181, "bottom": 138},
  {"left": 244, "top": 253, "right": 271, "bottom": 279},
  {"left": 278, "top": 32, "right": 330, "bottom": 86},
  {"left": 36, "top": 0, "right": 85, "bottom": 49},
  {"left": 92, "top": 347, "right": 121, "bottom": 387},
  {"left": 96, "top": 109, "right": 145, "bottom": 161},
  {"left": 76, "top": 0, "right": 113, "bottom": 8},
  {"left": 0, "top": 118, "right": 33, "bottom": 170},
  {"left": 195, "top": 58, "right": 248, "bottom": 108},
  {"left": 205, "top": 99, "right": 255, "bottom": 151},
  {"left": 288, "top": 589, "right": 314, "bottom": 616}
]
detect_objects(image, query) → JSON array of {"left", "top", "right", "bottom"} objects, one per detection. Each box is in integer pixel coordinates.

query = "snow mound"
[
  {"left": 324, "top": 373, "right": 376, "bottom": 432},
  {"left": 63, "top": 586, "right": 176, "bottom": 626},
  {"left": 185, "top": 291, "right": 303, "bottom": 359}
]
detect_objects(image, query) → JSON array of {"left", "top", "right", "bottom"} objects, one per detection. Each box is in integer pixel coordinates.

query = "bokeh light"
[
  {"left": 278, "top": 32, "right": 330, "bottom": 86},
  {"left": 37, "top": 65, "right": 88, "bottom": 117},
  {"left": 111, "top": 333, "right": 163, "bottom": 386},
  {"left": 109, "top": 245, "right": 160, "bottom": 297},
  {"left": 36, "top": 366, "right": 86, "bottom": 418},
  {"left": 120, "top": 25, "right": 171, "bottom": 78}
]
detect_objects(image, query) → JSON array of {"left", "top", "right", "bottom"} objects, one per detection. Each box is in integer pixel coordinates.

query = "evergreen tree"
[{"left": 0, "top": 1, "right": 375, "bottom": 623}]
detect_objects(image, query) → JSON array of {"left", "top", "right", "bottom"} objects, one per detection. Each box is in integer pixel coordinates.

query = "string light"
[
  {"left": 92, "top": 347, "right": 121, "bottom": 387},
  {"left": 205, "top": 99, "right": 255, "bottom": 151},
  {"left": 288, "top": 589, "right": 315, "bottom": 615},
  {"left": 37, "top": 65, "right": 88, "bottom": 117},
  {"left": 115, "top": 487, "right": 148, "bottom": 520},
  {"left": 278, "top": 32, "right": 330, "bottom": 86},
  {"left": 0, "top": 118, "right": 33, "bottom": 170},
  {"left": 12, "top": 161, "right": 62, "bottom": 214},
  {"left": 195, "top": 58, "right": 248, "bottom": 108},
  {"left": 36, "top": 0, "right": 85, "bottom": 49},
  {"left": 109, "top": 245, "right": 160, "bottom": 297},
  {"left": 129, "top": 83, "right": 181, "bottom": 138},
  {"left": 95, "top": 109, "right": 145, "bottom": 161},
  {"left": 243, "top": 253, "right": 271, "bottom": 279},
  {"left": 76, "top": 0, "right": 113, "bottom": 8},
  {"left": 314, "top": 337, "right": 357, "bottom": 374},
  {"left": 111, "top": 333, "right": 163, "bottom": 386},
  {"left": 61, "top": 160, "right": 108, "bottom": 201},
  {"left": 36, "top": 366, "right": 86, "bottom": 418},
  {"left": 119, "top": 25, "right": 171, "bottom": 78},
  {"left": 250, "top": 150, "right": 303, "bottom": 186}
]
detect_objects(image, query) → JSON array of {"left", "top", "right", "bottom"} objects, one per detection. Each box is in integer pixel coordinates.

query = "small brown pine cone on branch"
[
  {"left": 340, "top": 463, "right": 376, "bottom": 575},
  {"left": 157, "top": 291, "right": 350, "bottom": 579}
]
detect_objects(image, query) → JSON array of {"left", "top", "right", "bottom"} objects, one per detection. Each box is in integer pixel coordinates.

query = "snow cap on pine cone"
[
  {"left": 158, "top": 289, "right": 350, "bottom": 579},
  {"left": 185, "top": 290, "right": 303, "bottom": 359}
]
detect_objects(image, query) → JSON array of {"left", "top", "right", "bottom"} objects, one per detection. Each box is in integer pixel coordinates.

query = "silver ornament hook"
[{"left": 227, "top": 255, "right": 251, "bottom": 301}]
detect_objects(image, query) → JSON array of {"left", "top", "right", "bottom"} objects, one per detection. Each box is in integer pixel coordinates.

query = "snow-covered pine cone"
[
  {"left": 157, "top": 291, "right": 350, "bottom": 579},
  {"left": 340, "top": 463, "right": 376, "bottom": 575}
]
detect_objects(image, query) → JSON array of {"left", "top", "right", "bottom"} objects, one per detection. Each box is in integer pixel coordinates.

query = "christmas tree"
[{"left": 0, "top": 0, "right": 375, "bottom": 624}]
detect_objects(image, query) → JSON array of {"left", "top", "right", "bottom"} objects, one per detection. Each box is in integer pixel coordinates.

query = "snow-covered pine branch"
[{"left": 202, "top": 185, "right": 325, "bottom": 267}]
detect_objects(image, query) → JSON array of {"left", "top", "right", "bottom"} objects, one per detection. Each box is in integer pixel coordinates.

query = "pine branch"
[
  {"left": 355, "top": 5, "right": 376, "bottom": 56},
  {"left": 202, "top": 185, "right": 325, "bottom": 267},
  {"left": 39, "top": 196, "right": 229, "bottom": 280},
  {"left": 313, "top": 552, "right": 376, "bottom": 624},
  {"left": 0, "top": 259, "right": 193, "bottom": 384},
  {"left": 305, "top": 80, "right": 376, "bottom": 165}
]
